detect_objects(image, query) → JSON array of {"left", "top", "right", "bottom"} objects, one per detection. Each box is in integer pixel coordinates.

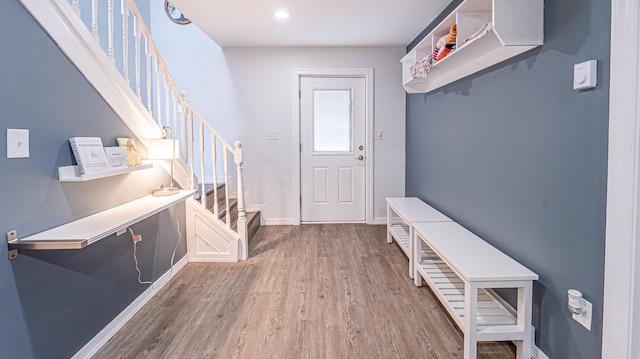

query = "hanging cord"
[
  {"left": 128, "top": 227, "right": 153, "bottom": 286},
  {"left": 168, "top": 215, "right": 182, "bottom": 278}
]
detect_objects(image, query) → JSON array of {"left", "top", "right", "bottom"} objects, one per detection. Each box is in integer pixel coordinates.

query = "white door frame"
[
  {"left": 292, "top": 68, "right": 374, "bottom": 225},
  {"left": 602, "top": 0, "right": 640, "bottom": 357}
]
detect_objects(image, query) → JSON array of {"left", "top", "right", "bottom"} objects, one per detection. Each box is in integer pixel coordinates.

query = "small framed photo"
[{"left": 104, "top": 146, "right": 128, "bottom": 169}]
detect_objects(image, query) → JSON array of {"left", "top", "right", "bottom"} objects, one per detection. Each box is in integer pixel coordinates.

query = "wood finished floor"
[{"left": 93, "top": 224, "right": 515, "bottom": 358}]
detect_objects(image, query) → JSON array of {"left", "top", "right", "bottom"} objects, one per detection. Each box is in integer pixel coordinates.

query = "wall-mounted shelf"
[
  {"left": 58, "top": 162, "right": 153, "bottom": 182},
  {"left": 402, "top": 0, "right": 543, "bottom": 94},
  {"left": 7, "top": 190, "right": 195, "bottom": 250}
]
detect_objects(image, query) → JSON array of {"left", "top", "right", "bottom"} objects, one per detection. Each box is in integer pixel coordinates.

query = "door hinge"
[
  {"left": 299, "top": 89, "right": 301, "bottom": 98},
  {"left": 300, "top": 143, "right": 302, "bottom": 152}
]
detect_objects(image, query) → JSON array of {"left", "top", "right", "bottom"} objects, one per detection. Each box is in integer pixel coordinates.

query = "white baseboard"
[
  {"left": 263, "top": 217, "right": 384, "bottom": 226},
  {"left": 71, "top": 255, "right": 189, "bottom": 359},
  {"left": 533, "top": 345, "right": 550, "bottom": 359},
  {"left": 264, "top": 218, "right": 295, "bottom": 225}
]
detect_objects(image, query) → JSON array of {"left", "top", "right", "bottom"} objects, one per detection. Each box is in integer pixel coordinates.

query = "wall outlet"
[
  {"left": 133, "top": 234, "right": 142, "bottom": 243},
  {"left": 267, "top": 130, "right": 278, "bottom": 140},
  {"left": 374, "top": 131, "right": 383, "bottom": 140},
  {"left": 572, "top": 298, "right": 592, "bottom": 330}
]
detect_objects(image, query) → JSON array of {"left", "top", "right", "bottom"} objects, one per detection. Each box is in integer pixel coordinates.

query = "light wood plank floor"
[{"left": 94, "top": 224, "right": 515, "bottom": 358}]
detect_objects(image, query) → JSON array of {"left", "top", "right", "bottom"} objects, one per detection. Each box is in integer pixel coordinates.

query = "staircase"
[
  {"left": 201, "top": 184, "right": 261, "bottom": 243},
  {"left": 21, "top": 0, "right": 258, "bottom": 261}
]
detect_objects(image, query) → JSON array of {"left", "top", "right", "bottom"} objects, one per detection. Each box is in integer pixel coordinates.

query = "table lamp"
[{"left": 148, "top": 126, "right": 180, "bottom": 196}]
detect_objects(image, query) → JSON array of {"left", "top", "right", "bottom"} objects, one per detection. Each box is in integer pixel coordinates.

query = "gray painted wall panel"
[
  {"left": 406, "top": 0, "right": 609, "bottom": 358},
  {"left": 1, "top": 2, "right": 185, "bottom": 358}
]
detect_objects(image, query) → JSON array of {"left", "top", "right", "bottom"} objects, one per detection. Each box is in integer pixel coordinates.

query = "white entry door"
[{"left": 300, "top": 76, "right": 366, "bottom": 222}]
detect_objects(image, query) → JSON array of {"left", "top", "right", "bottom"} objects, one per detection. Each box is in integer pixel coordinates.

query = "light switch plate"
[
  {"left": 573, "top": 60, "right": 597, "bottom": 90},
  {"left": 7, "top": 129, "right": 30, "bottom": 158}
]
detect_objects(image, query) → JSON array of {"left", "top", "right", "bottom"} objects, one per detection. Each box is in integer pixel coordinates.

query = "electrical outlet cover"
[{"left": 572, "top": 298, "right": 592, "bottom": 330}]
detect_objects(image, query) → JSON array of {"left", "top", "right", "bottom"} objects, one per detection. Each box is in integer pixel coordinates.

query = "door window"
[{"left": 313, "top": 90, "right": 352, "bottom": 153}]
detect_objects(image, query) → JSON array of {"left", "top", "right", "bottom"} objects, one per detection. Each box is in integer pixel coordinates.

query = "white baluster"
[
  {"left": 188, "top": 108, "right": 195, "bottom": 190},
  {"left": 223, "top": 149, "right": 231, "bottom": 227},
  {"left": 145, "top": 37, "right": 152, "bottom": 114},
  {"left": 155, "top": 57, "right": 162, "bottom": 126},
  {"left": 234, "top": 141, "right": 248, "bottom": 260},
  {"left": 165, "top": 76, "right": 170, "bottom": 127},
  {"left": 91, "top": 0, "right": 99, "bottom": 41},
  {"left": 108, "top": 0, "right": 114, "bottom": 61},
  {"left": 181, "top": 92, "right": 189, "bottom": 162},
  {"left": 199, "top": 121, "right": 206, "bottom": 209},
  {"left": 134, "top": 15, "right": 141, "bottom": 99},
  {"left": 211, "top": 136, "right": 219, "bottom": 217},
  {"left": 72, "top": 0, "right": 80, "bottom": 17},
  {"left": 121, "top": 0, "right": 129, "bottom": 83},
  {"left": 173, "top": 92, "right": 178, "bottom": 141}
]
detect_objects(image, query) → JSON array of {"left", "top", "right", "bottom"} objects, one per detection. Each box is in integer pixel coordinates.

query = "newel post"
[{"left": 233, "top": 141, "right": 248, "bottom": 260}]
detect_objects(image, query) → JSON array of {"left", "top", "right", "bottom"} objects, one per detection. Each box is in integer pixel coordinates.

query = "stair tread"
[
  {"left": 196, "top": 183, "right": 225, "bottom": 201},
  {"left": 200, "top": 182, "right": 261, "bottom": 245},
  {"left": 247, "top": 211, "right": 260, "bottom": 224}
]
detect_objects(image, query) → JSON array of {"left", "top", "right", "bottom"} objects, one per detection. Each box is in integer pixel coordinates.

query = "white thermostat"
[{"left": 573, "top": 60, "right": 597, "bottom": 90}]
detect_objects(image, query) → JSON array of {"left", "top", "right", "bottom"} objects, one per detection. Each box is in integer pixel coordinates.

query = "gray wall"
[
  {"left": 0, "top": 1, "right": 186, "bottom": 358},
  {"left": 405, "top": 0, "right": 609, "bottom": 358}
]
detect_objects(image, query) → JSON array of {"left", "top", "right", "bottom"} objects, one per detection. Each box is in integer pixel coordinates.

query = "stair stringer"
[
  {"left": 19, "top": 0, "right": 195, "bottom": 192},
  {"left": 186, "top": 198, "right": 240, "bottom": 262},
  {"left": 19, "top": 0, "right": 162, "bottom": 140}
]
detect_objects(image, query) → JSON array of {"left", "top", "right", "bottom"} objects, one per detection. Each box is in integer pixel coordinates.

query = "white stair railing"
[{"left": 64, "top": 0, "right": 248, "bottom": 258}]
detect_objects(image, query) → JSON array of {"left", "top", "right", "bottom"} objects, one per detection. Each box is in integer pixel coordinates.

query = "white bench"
[
  {"left": 386, "top": 197, "right": 452, "bottom": 278},
  {"left": 413, "top": 221, "right": 538, "bottom": 359}
]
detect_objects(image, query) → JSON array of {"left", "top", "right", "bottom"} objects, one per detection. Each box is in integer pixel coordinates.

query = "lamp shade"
[{"left": 147, "top": 139, "right": 179, "bottom": 160}]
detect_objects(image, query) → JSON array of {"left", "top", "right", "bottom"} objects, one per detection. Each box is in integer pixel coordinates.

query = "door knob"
[
  {"left": 355, "top": 155, "right": 364, "bottom": 160},
  {"left": 359, "top": 145, "right": 364, "bottom": 150}
]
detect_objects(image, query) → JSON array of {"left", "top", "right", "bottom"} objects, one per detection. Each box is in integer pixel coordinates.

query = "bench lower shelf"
[
  {"left": 416, "top": 253, "right": 522, "bottom": 342},
  {"left": 389, "top": 224, "right": 411, "bottom": 257}
]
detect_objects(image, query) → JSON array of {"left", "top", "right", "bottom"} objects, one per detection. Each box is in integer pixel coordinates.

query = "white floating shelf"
[
  {"left": 58, "top": 162, "right": 153, "bottom": 182},
  {"left": 8, "top": 190, "right": 195, "bottom": 250}
]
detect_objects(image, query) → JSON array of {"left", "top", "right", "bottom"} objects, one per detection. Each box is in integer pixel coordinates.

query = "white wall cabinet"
[{"left": 401, "top": 0, "right": 543, "bottom": 94}]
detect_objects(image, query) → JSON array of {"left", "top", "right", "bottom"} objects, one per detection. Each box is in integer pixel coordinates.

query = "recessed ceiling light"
[{"left": 274, "top": 10, "right": 290, "bottom": 20}]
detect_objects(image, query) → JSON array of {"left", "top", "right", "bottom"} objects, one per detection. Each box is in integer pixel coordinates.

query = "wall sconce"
[{"left": 148, "top": 126, "right": 179, "bottom": 196}]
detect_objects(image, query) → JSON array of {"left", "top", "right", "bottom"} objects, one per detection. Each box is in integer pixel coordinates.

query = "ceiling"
[{"left": 169, "top": 0, "right": 452, "bottom": 48}]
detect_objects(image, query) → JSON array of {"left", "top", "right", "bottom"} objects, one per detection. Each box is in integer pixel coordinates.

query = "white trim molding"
[
  {"left": 292, "top": 68, "right": 375, "bottom": 225},
  {"left": 533, "top": 345, "right": 550, "bottom": 359},
  {"left": 72, "top": 255, "right": 189, "bottom": 359},
  {"left": 602, "top": 0, "right": 640, "bottom": 358},
  {"left": 264, "top": 218, "right": 296, "bottom": 226},
  {"left": 19, "top": 0, "right": 160, "bottom": 140}
]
